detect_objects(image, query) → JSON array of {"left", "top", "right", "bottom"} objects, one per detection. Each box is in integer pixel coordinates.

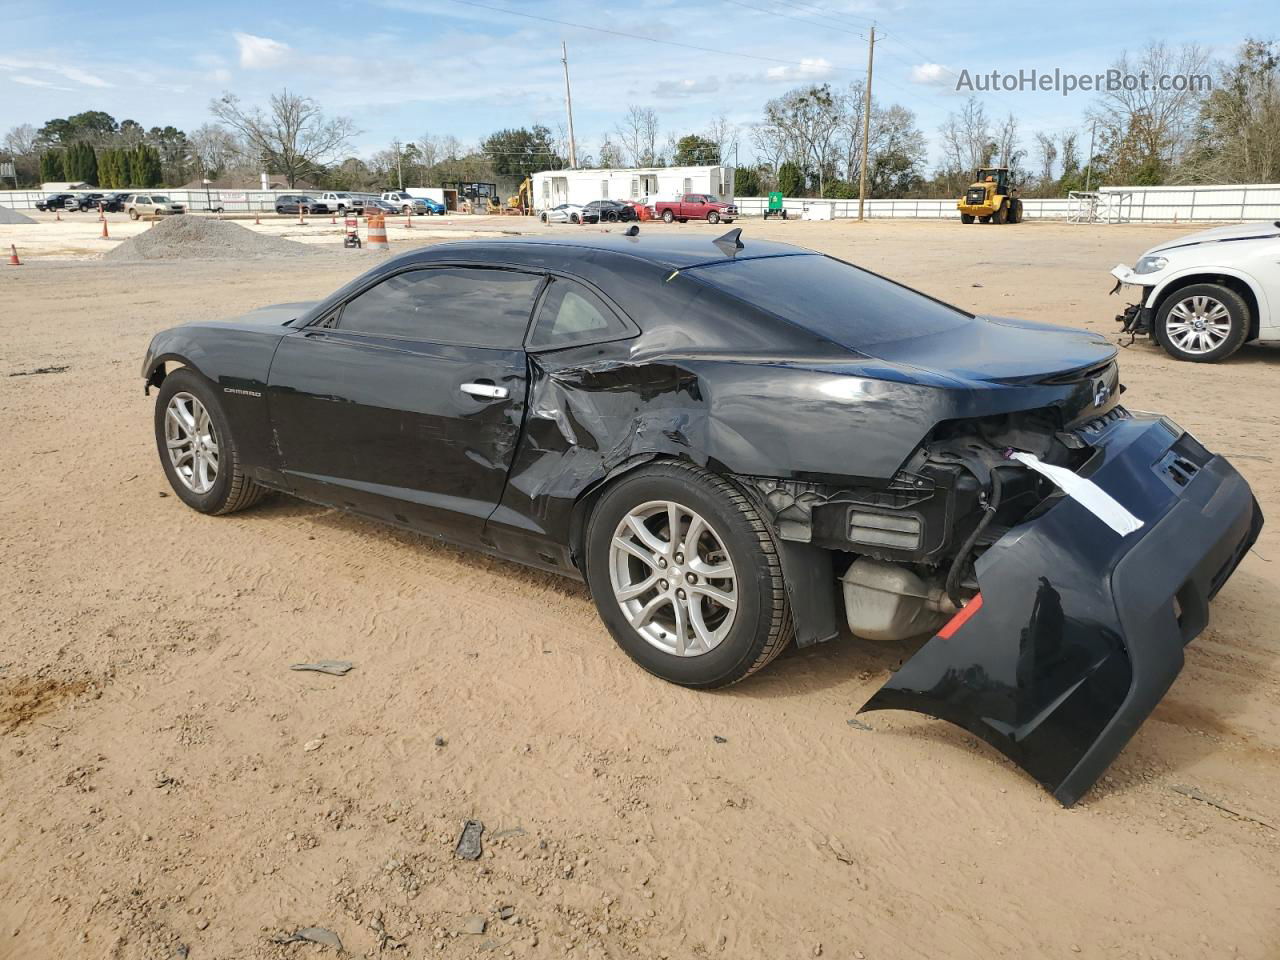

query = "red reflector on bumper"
[{"left": 937, "top": 593, "right": 983, "bottom": 639}]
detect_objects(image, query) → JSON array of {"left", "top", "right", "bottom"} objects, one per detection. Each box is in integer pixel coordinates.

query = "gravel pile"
[
  {"left": 104, "top": 215, "right": 320, "bottom": 262},
  {"left": 0, "top": 205, "right": 36, "bottom": 224}
]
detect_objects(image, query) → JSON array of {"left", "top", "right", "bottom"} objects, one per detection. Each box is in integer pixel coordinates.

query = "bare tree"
[
  {"left": 837, "top": 80, "right": 867, "bottom": 185},
  {"left": 616, "top": 106, "right": 660, "bottom": 166},
  {"left": 415, "top": 132, "right": 441, "bottom": 171},
  {"left": 3, "top": 123, "right": 37, "bottom": 158},
  {"left": 1089, "top": 41, "right": 1209, "bottom": 179},
  {"left": 189, "top": 123, "right": 242, "bottom": 179},
  {"left": 1033, "top": 131, "right": 1058, "bottom": 186},
  {"left": 598, "top": 136, "right": 624, "bottom": 168},
  {"left": 1059, "top": 130, "right": 1080, "bottom": 177},
  {"left": 209, "top": 89, "right": 357, "bottom": 187},
  {"left": 705, "top": 114, "right": 739, "bottom": 164},
  {"left": 1180, "top": 39, "right": 1280, "bottom": 184},
  {"left": 938, "top": 96, "right": 992, "bottom": 192},
  {"left": 760, "top": 84, "right": 842, "bottom": 195}
]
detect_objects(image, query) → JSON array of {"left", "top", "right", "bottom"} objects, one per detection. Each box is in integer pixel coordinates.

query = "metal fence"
[{"left": 5, "top": 182, "right": 1280, "bottom": 223}]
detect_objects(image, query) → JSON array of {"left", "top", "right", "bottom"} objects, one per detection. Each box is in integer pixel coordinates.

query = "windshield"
[{"left": 686, "top": 254, "right": 972, "bottom": 349}]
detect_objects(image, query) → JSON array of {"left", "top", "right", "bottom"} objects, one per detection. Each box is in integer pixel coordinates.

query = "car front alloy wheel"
[
  {"left": 1154, "top": 282, "right": 1249, "bottom": 363},
  {"left": 165, "top": 392, "right": 219, "bottom": 494}
]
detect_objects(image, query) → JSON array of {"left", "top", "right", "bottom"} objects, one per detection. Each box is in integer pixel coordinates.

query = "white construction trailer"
[{"left": 531, "top": 165, "right": 734, "bottom": 212}]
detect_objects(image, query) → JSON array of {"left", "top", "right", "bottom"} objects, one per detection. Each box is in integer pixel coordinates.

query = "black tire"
[
  {"left": 1153, "top": 283, "right": 1250, "bottom": 363},
  {"left": 540, "top": 212, "right": 548, "bottom": 223},
  {"left": 978, "top": 214, "right": 991, "bottom": 223},
  {"left": 707, "top": 210, "right": 720, "bottom": 224},
  {"left": 992, "top": 200, "right": 1008, "bottom": 224},
  {"left": 960, "top": 213, "right": 974, "bottom": 224},
  {"left": 584, "top": 461, "right": 793, "bottom": 688},
  {"left": 129, "top": 209, "right": 139, "bottom": 220},
  {"left": 276, "top": 206, "right": 285, "bottom": 214},
  {"left": 1009, "top": 198, "right": 1023, "bottom": 223},
  {"left": 662, "top": 209, "right": 675, "bottom": 223},
  {"left": 153, "top": 368, "right": 267, "bottom": 515},
  {"left": 571, "top": 213, "right": 580, "bottom": 224}
]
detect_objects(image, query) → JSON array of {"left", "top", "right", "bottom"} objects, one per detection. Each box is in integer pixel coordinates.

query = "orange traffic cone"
[
  {"left": 255, "top": 211, "right": 261, "bottom": 225},
  {"left": 100, "top": 220, "right": 110, "bottom": 240},
  {"left": 7, "top": 244, "right": 21, "bottom": 265},
  {"left": 298, "top": 207, "right": 306, "bottom": 225},
  {"left": 98, "top": 203, "right": 105, "bottom": 222},
  {"left": 404, "top": 213, "right": 413, "bottom": 230}
]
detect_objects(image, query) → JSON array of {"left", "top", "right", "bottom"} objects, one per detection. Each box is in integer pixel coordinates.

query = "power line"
[
  {"left": 719, "top": 0, "right": 867, "bottom": 38},
  {"left": 440, "top": 0, "right": 860, "bottom": 70}
]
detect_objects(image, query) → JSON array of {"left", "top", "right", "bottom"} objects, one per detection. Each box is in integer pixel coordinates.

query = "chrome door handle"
[{"left": 460, "top": 382, "right": 509, "bottom": 400}]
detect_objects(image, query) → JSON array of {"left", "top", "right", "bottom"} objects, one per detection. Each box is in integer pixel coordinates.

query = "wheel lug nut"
[
  {"left": 686, "top": 573, "right": 697, "bottom": 583},
  {"left": 676, "top": 589, "right": 686, "bottom": 599},
  {"left": 674, "top": 553, "right": 684, "bottom": 563},
  {"left": 659, "top": 580, "right": 669, "bottom": 590},
  {"left": 657, "top": 558, "right": 667, "bottom": 568}
]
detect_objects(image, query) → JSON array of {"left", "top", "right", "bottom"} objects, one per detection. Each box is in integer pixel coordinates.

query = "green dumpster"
[{"left": 765, "top": 191, "right": 788, "bottom": 220}]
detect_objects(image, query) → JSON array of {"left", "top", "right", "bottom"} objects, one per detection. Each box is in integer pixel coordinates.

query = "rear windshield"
[{"left": 687, "top": 254, "right": 971, "bottom": 348}]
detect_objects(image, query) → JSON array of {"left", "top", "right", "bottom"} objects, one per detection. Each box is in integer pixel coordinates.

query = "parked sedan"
[
  {"left": 361, "top": 199, "right": 400, "bottom": 216},
  {"left": 126, "top": 194, "right": 185, "bottom": 219},
  {"left": 275, "top": 195, "right": 330, "bottom": 215},
  {"left": 583, "top": 200, "right": 637, "bottom": 223},
  {"left": 1110, "top": 221, "right": 1280, "bottom": 362},
  {"left": 539, "top": 203, "right": 598, "bottom": 225},
  {"left": 142, "top": 232, "right": 1261, "bottom": 807}
]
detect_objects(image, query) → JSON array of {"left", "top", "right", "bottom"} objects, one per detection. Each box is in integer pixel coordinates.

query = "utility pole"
[
  {"left": 856, "top": 25, "right": 875, "bottom": 221},
  {"left": 561, "top": 41, "right": 578, "bottom": 169}
]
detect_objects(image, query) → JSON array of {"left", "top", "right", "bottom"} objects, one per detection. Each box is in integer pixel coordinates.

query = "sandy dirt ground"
[{"left": 1, "top": 217, "right": 1278, "bottom": 960}]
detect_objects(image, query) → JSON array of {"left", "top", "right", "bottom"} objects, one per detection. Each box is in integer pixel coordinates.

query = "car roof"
[{"left": 409, "top": 232, "right": 813, "bottom": 270}]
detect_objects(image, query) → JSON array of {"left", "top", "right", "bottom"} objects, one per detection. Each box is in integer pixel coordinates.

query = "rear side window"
[
  {"left": 528, "top": 278, "right": 630, "bottom": 349},
  {"left": 338, "top": 267, "right": 543, "bottom": 347},
  {"left": 687, "top": 254, "right": 971, "bottom": 348}
]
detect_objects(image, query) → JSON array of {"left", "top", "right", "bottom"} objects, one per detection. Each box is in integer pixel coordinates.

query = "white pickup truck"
[
  {"left": 319, "top": 191, "right": 367, "bottom": 214},
  {"left": 381, "top": 191, "right": 430, "bottom": 215}
]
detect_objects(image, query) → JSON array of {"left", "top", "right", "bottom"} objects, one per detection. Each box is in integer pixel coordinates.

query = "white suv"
[
  {"left": 1110, "top": 221, "right": 1280, "bottom": 362},
  {"left": 126, "top": 194, "right": 185, "bottom": 219}
]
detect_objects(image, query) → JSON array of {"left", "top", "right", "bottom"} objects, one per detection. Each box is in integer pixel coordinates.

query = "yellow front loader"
[{"left": 957, "top": 167, "right": 1022, "bottom": 224}]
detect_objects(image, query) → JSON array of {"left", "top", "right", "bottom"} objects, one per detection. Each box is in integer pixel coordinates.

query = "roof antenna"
[
  {"left": 624, "top": 224, "right": 639, "bottom": 237},
  {"left": 713, "top": 227, "right": 744, "bottom": 256}
]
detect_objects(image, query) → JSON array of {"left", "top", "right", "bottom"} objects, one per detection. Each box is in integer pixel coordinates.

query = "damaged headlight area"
[{"left": 743, "top": 405, "right": 1262, "bottom": 807}]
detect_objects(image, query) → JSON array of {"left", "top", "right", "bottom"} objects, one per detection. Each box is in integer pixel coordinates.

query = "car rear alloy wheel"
[
  {"left": 608, "top": 500, "right": 738, "bottom": 657},
  {"left": 165, "top": 392, "right": 218, "bottom": 494},
  {"left": 586, "top": 462, "right": 792, "bottom": 688},
  {"left": 1155, "top": 283, "right": 1249, "bottom": 363}
]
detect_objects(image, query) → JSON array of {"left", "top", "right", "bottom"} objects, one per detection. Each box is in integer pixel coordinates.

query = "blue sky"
[{"left": 1, "top": 0, "right": 1266, "bottom": 169}]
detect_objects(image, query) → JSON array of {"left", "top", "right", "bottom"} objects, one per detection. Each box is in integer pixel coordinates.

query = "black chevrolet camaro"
[{"left": 143, "top": 231, "right": 1262, "bottom": 805}]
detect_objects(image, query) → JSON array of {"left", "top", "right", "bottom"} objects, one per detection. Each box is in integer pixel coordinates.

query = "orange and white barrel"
[{"left": 367, "top": 214, "right": 389, "bottom": 250}]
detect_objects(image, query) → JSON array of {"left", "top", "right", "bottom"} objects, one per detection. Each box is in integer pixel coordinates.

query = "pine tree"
[
  {"left": 64, "top": 141, "right": 99, "bottom": 185},
  {"left": 39, "top": 150, "right": 65, "bottom": 183},
  {"left": 131, "top": 144, "right": 162, "bottom": 187}
]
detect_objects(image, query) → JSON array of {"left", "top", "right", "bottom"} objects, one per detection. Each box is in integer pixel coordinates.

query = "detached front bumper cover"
[{"left": 860, "top": 411, "right": 1262, "bottom": 806}]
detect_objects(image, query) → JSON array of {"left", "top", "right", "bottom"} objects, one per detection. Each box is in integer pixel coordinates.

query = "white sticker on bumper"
[{"left": 1009, "top": 450, "right": 1144, "bottom": 537}]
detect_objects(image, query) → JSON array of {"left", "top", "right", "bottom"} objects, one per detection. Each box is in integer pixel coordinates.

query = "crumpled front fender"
[{"left": 860, "top": 412, "right": 1262, "bottom": 806}]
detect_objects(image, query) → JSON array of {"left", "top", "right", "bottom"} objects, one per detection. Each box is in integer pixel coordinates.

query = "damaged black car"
[{"left": 141, "top": 231, "right": 1262, "bottom": 806}]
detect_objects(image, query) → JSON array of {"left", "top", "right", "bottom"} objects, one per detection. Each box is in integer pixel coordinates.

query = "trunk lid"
[{"left": 860, "top": 315, "right": 1117, "bottom": 385}]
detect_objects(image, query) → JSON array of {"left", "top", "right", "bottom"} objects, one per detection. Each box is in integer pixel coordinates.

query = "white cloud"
[
  {"left": 653, "top": 77, "right": 720, "bottom": 97},
  {"left": 765, "top": 58, "right": 833, "bottom": 81},
  {"left": 234, "top": 32, "right": 291, "bottom": 69},
  {"left": 12, "top": 75, "right": 57, "bottom": 88},
  {"left": 911, "top": 62, "right": 954, "bottom": 87},
  {"left": 0, "top": 56, "right": 110, "bottom": 88}
]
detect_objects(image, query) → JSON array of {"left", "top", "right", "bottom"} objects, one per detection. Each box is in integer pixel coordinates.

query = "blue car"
[{"left": 420, "top": 196, "right": 446, "bottom": 215}]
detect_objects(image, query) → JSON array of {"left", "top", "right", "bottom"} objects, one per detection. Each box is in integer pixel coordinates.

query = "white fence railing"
[{"left": 5, "top": 183, "right": 1280, "bottom": 223}]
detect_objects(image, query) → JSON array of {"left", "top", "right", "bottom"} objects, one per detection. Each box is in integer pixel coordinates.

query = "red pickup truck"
[{"left": 654, "top": 194, "right": 737, "bottom": 224}]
